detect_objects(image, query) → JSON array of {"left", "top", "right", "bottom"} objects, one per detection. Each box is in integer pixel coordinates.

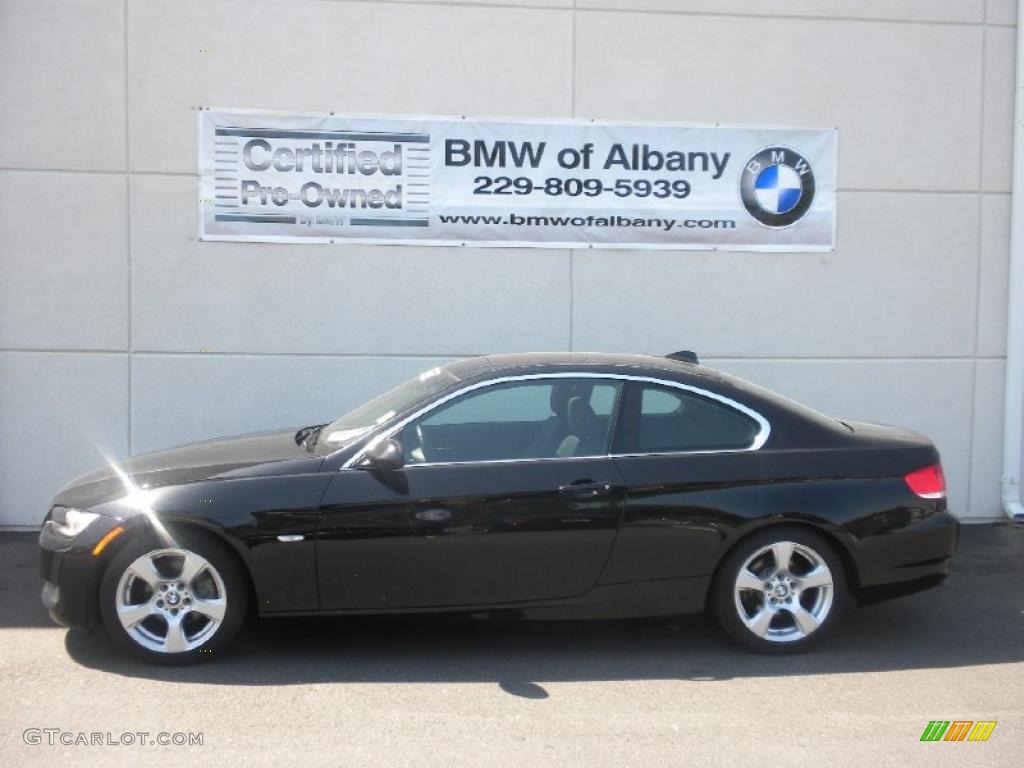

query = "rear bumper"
[
  {"left": 857, "top": 571, "right": 949, "bottom": 604},
  {"left": 850, "top": 506, "right": 959, "bottom": 602}
]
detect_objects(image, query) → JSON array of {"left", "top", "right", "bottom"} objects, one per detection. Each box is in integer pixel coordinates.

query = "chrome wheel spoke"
[
  {"left": 745, "top": 606, "right": 775, "bottom": 638},
  {"left": 128, "top": 556, "right": 163, "bottom": 589},
  {"left": 178, "top": 552, "right": 206, "bottom": 587},
  {"left": 118, "top": 600, "right": 155, "bottom": 629},
  {"left": 735, "top": 567, "right": 764, "bottom": 592},
  {"left": 789, "top": 604, "right": 821, "bottom": 636},
  {"left": 190, "top": 597, "right": 226, "bottom": 623},
  {"left": 800, "top": 565, "right": 833, "bottom": 590},
  {"left": 162, "top": 614, "right": 189, "bottom": 654},
  {"left": 770, "top": 541, "right": 795, "bottom": 573}
]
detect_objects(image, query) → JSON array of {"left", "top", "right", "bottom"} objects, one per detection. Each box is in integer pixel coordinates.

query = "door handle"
[
  {"left": 558, "top": 481, "right": 613, "bottom": 499},
  {"left": 414, "top": 508, "right": 452, "bottom": 523}
]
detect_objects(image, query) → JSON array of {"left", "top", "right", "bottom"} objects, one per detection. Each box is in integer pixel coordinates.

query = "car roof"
[
  {"left": 444, "top": 351, "right": 723, "bottom": 383},
  {"left": 441, "top": 352, "right": 845, "bottom": 439}
]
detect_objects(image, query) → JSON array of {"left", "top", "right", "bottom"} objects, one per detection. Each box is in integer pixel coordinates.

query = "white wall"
[{"left": 0, "top": 0, "right": 1015, "bottom": 525}]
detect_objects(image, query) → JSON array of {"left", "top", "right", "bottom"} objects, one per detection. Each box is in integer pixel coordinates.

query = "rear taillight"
[{"left": 904, "top": 464, "right": 946, "bottom": 499}]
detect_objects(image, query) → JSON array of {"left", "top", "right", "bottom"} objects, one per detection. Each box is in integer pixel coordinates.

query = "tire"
[
  {"left": 99, "top": 527, "right": 248, "bottom": 664},
  {"left": 712, "top": 526, "right": 849, "bottom": 654}
]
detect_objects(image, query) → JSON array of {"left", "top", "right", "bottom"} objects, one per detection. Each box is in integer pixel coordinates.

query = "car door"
[
  {"left": 315, "top": 376, "right": 626, "bottom": 610},
  {"left": 600, "top": 379, "right": 768, "bottom": 586}
]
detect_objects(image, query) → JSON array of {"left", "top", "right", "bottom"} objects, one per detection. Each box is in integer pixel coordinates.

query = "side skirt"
[{"left": 258, "top": 577, "right": 711, "bottom": 621}]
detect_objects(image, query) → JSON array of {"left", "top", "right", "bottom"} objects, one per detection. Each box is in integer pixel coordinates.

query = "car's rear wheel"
[
  {"left": 712, "top": 527, "right": 848, "bottom": 653},
  {"left": 99, "top": 528, "right": 247, "bottom": 663}
]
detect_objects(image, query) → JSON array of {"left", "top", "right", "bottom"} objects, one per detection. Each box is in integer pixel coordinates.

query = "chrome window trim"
[
  {"left": 341, "top": 372, "right": 771, "bottom": 470},
  {"left": 378, "top": 453, "right": 612, "bottom": 470}
]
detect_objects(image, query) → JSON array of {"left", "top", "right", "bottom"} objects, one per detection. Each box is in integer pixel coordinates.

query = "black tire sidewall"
[
  {"left": 99, "top": 527, "right": 248, "bottom": 664},
  {"left": 713, "top": 527, "right": 849, "bottom": 654}
]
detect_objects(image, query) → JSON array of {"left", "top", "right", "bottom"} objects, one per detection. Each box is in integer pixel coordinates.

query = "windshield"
[{"left": 320, "top": 365, "right": 460, "bottom": 450}]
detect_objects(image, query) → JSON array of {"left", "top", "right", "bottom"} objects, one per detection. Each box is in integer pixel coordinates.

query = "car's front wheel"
[
  {"left": 713, "top": 527, "right": 849, "bottom": 653},
  {"left": 99, "top": 528, "right": 247, "bottom": 663}
]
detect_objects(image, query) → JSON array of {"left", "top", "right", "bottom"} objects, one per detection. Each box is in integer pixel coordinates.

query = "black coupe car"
[{"left": 39, "top": 352, "right": 957, "bottom": 662}]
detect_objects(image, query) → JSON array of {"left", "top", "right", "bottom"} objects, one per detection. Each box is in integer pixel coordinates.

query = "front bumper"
[{"left": 38, "top": 516, "right": 125, "bottom": 630}]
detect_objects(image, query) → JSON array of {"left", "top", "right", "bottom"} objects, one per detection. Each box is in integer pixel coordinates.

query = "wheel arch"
[
  {"left": 706, "top": 518, "right": 862, "bottom": 610},
  {"left": 98, "top": 515, "right": 258, "bottom": 620}
]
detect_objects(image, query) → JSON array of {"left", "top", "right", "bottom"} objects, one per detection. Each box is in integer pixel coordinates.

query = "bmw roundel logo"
[{"left": 740, "top": 146, "right": 816, "bottom": 228}]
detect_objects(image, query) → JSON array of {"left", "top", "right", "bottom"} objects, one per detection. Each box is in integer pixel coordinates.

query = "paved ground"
[{"left": 0, "top": 526, "right": 1022, "bottom": 767}]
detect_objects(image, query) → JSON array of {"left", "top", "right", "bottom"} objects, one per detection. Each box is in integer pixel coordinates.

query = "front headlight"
[{"left": 49, "top": 506, "right": 100, "bottom": 537}]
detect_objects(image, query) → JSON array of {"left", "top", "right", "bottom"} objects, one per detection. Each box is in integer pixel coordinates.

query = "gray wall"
[{"left": 0, "top": 0, "right": 1015, "bottom": 526}]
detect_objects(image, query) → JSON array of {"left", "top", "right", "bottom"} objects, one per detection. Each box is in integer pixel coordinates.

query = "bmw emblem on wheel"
[{"left": 740, "top": 146, "right": 816, "bottom": 228}]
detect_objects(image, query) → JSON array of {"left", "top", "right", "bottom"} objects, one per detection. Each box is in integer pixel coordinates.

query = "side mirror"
[{"left": 359, "top": 437, "right": 405, "bottom": 471}]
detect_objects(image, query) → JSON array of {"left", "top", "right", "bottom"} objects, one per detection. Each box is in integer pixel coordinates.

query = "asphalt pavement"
[{"left": 1, "top": 525, "right": 1022, "bottom": 767}]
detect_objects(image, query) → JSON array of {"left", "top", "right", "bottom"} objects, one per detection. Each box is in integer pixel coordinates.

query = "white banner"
[{"left": 199, "top": 108, "right": 836, "bottom": 251}]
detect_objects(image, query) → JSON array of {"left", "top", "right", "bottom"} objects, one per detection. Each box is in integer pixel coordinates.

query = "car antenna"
[{"left": 666, "top": 350, "right": 699, "bottom": 364}]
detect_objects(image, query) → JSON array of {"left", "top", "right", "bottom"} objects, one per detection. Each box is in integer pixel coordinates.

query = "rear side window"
[{"left": 614, "top": 383, "right": 759, "bottom": 454}]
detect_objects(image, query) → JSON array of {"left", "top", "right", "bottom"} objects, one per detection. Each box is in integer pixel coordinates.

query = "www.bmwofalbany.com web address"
[{"left": 437, "top": 213, "right": 737, "bottom": 232}]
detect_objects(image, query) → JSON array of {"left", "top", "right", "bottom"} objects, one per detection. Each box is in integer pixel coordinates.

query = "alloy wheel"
[
  {"left": 732, "top": 540, "right": 834, "bottom": 643},
  {"left": 114, "top": 548, "right": 227, "bottom": 654}
]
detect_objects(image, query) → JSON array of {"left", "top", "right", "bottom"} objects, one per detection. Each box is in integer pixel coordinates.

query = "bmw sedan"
[{"left": 39, "top": 352, "right": 958, "bottom": 662}]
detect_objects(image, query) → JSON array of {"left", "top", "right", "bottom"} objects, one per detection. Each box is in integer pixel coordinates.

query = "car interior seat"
[
  {"left": 522, "top": 382, "right": 591, "bottom": 458},
  {"left": 556, "top": 395, "right": 605, "bottom": 457}
]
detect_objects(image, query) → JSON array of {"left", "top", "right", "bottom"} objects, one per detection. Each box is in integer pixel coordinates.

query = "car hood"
[{"left": 53, "top": 428, "right": 322, "bottom": 509}]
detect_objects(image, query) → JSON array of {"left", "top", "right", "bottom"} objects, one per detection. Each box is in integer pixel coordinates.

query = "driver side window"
[{"left": 401, "top": 379, "right": 621, "bottom": 465}]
